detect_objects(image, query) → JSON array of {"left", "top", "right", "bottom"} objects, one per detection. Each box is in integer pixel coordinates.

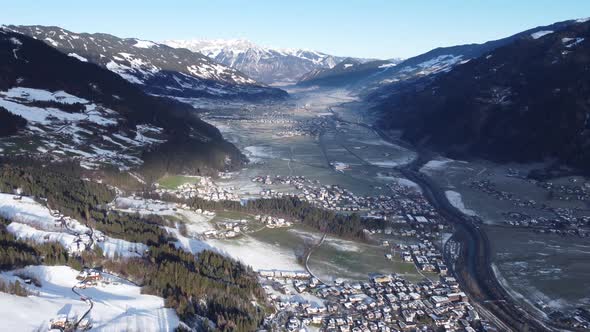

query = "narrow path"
[
  {"left": 339, "top": 144, "right": 371, "bottom": 167},
  {"left": 303, "top": 232, "right": 329, "bottom": 285}
]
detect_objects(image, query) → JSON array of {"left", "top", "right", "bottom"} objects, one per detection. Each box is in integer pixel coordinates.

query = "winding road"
[{"left": 71, "top": 279, "right": 94, "bottom": 330}]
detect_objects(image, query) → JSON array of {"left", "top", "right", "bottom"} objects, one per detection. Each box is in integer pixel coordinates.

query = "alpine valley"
[{"left": 0, "top": 10, "right": 589, "bottom": 332}]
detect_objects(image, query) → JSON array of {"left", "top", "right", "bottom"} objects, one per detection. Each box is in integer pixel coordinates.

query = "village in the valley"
[{"left": 145, "top": 168, "right": 487, "bottom": 331}]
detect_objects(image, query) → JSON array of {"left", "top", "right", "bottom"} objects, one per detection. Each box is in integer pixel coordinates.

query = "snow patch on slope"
[
  {"left": 531, "top": 30, "right": 553, "bottom": 39},
  {"left": 68, "top": 53, "right": 88, "bottom": 62}
]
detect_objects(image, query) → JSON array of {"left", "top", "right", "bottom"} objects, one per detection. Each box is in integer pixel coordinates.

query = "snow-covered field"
[
  {"left": 114, "top": 197, "right": 179, "bottom": 216},
  {"left": 114, "top": 196, "right": 216, "bottom": 234},
  {"left": 165, "top": 225, "right": 213, "bottom": 254},
  {"left": 445, "top": 190, "right": 477, "bottom": 216},
  {"left": 289, "top": 228, "right": 362, "bottom": 252},
  {"left": 367, "top": 159, "right": 404, "bottom": 168},
  {"left": 244, "top": 145, "right": 278, "bottom": 162},
  {"left": 0, "top": 265, "right": 179, "bottom": 331},
  {"left": 420, "top": 157, "right": 454, "bottom": 174},
  {"left": 205, "top": 235, "right": 302, "bottom": 271},
  {"left": 376, "top": 173, "right": 421, "bottom": 191}
]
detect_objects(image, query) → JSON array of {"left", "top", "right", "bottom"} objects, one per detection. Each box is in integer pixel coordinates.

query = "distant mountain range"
[
  {"left": 6, "top": 26, "right": 286, "bottom": 100},
  {"left": 0, "top": 27, "right": 242, "bottom": 174},
  {"left": 372, "top": 18, "right": 590, "bottom": 171},
  {"left": 163, "top": 39, "right": 369, "bottom": 84}
]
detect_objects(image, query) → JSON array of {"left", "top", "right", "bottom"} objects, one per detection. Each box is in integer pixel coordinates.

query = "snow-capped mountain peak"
[
  {"left": 163, "top": 38, "right": 347, "bottom": 84},
  {"left": 166, "top": 39, "right": 259, "bottom": 58}
]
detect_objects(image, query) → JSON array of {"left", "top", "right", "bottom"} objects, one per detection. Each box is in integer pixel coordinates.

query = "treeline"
[
  {"left": 28, "top": 100, "right": 86, "bottom": 113},
  {"left": 89, "top": 210, "right": 173, "bottom": 246},
  {"left": 0, "top": 163, "right": 115, "bottom": 221},
  {"left": 244, "top": 197, "right": 365, "bottom": 239},
  {"left": 144, "top": 192, "right": 367, "bottom": 240}
]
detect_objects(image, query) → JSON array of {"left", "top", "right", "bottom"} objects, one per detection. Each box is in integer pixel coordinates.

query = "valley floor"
[
  {"left": 1, "top": 86, "right": 587, "bottom": 331},
  {"left": 191, "top": 86, "right": 589, "bottom": 329}
]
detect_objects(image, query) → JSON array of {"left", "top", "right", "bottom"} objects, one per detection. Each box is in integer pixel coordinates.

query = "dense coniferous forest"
[
  {"left": 0, "top": 107, "right": 27, "bottom": 136},
  {"left": 89, "top": 211, "right": 173, "bottom": 246},
  {"left": 0, "top": 163, "right": 115, "bottom": 221}
]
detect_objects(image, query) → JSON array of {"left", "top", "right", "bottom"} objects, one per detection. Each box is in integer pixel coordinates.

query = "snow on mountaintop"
[
  {"left": 165, "top": 39, "right": 260, "bottom": 58},
  {"left": 378, "top": 63, "right": 397, "bottom": 69},
  {"left": 133, "top": 39, "right": 157, "bottom": 48},
  {"left": 8, "top": 25, "right": 257, "bottom": 86},
  {"left": 3, "top": 87, "right": 89, "bottom": 105},
  {"left": 163, "top": 38, "right": 348, "bottom": 84},
  {"left": 67, "top": 53, "right": 87, "bottom": 62},
  {"left": 562, "top": 37, "right": 585, "bottom": 48},
  {"left": 164, "top": 38, "right": 327, "bottom": 62}
]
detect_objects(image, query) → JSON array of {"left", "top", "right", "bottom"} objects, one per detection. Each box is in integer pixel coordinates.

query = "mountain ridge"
[
  {"left": 372, "top": 19, "right": 590, "bottom": 171},
  {"left": 298, "top": 18, "right": 582, "bottom": 96},
  {"left": 0, "top": 28, "right": 243, "bottom": 175},
  {"left": 6, "top": 25, "right": 287, "bottom": 100}
]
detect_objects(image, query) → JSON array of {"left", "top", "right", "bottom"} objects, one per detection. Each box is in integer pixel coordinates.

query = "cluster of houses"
[
  {"left": 275, "top": 116, "right": 333, "bottom": 138},
  {"left": 204, "top": 219, "right": 248, "bottom": 239},
  {"left": 254, "top": 214, "right": 292, "bottom": 228},
  {"left": 50, "top": 209, "right": 94, "bottom": 253},
  {"left": 467, "top": 181, "right": 590, "bottom": 237},
  {"left": 469, "top": 180, "right": 535, "bottom": 208},
  {"left": 259, "top": 269, "right": 311, "bottom": 280},
  {"left": 470, "top": 178, "right": 590, "bottom": 237},
  {"left": 49, "top": 315, "right": 91, "bottom": 331},
  {"left": 538, "top": 178, "right": 590, "bottom": 202},
  {"left": 261, "top": 270, "right": 485, "bottom": 332},
  {"left": 394, "top": 240, "right": 448, "bottom": 275},
  {"left": 252, "top": 175, "right": 444, "bottom": 227},
  {"left": 156, "top": 176, "right": 239, "bottom": 202},
  {"left": 75, "top": 269, "right": 103, "bottom": 288}
]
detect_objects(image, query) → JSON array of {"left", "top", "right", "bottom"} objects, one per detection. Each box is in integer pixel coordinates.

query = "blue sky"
[{"left": 1, "top": 0, "right": 589, "bottom": 59}]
